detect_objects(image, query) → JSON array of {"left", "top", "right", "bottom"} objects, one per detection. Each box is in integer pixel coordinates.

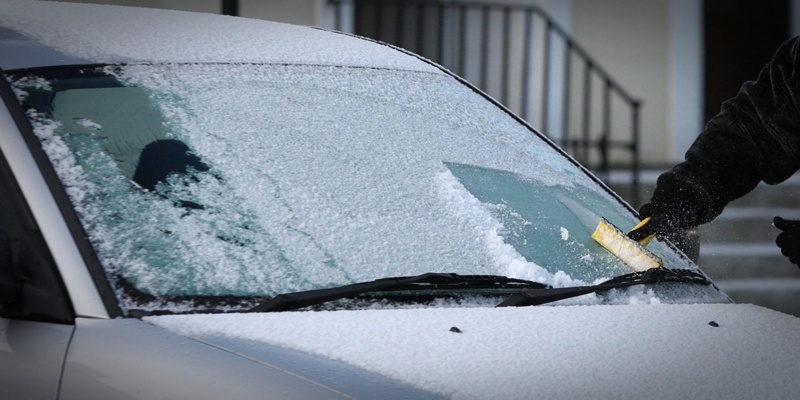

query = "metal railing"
[{"left": 327, "top": 0, "right": 643, "bottom": 206}]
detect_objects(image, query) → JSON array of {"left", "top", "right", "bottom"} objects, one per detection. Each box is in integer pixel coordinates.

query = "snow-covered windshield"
[{"left": 11, "top": 64, "right": 721, "bottom": 312}]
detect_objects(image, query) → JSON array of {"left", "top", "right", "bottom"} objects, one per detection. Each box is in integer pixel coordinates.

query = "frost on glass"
[{"left": 14, "top": 65, "right": 712, "bottom": 311}]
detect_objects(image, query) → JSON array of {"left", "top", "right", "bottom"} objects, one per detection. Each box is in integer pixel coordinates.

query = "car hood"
[{"left": 147, "top": 303, "right": 800, "bottom": 400}]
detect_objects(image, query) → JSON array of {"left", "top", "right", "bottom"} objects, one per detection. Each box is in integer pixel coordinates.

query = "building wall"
[
  {"left": 52, "top": 0, "right": 326, "bottom": 26},
  {"left": 669, "top": 0, "right": 703, "bottom": 163},
  {"left": 240, "top": 0, "right": 323, "bottom": 26},
  {"left": 60, "top": 0, "right": 220, "bottom": 13},
  {"left": 571, "top": 0, "right": 673, "bottom": 166}
]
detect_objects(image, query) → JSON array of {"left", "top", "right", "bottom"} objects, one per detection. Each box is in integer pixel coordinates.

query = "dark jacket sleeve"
[{"left": 651, "top": 36, "right": 800, "bottom": 227}]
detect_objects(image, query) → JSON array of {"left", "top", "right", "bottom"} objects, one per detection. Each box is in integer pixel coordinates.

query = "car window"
[
  {"left": 9, "top": 65, "right": 724, "bottom": 312},
  {"left": 0, "top": 150, "right": 72, "bottom": 323}
]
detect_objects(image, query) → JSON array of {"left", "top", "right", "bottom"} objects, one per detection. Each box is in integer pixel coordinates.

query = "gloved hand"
[
  {"left": 629, "top": 176, "right": 708, "bottom": 241},
  {"left": 774, "top": 216, "right": 800, "bottom": 266},
  {"left": 627, "top": 215, "right": 661, "bottom": 242},
  {"left": 626, "top": 214, "right": 700, "bottom": 261},
  {"left": 628, "top": 202, "right": 698, "bottom": 242}
]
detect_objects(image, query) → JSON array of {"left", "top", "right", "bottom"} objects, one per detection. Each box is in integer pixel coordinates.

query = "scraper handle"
[{"left": 627, "top": 217, "right": 656, "bottom": 245}]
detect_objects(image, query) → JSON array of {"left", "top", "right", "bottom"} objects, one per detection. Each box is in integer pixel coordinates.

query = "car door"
[{"left": 0, "top": 140, "right": 75, "bottom": 399}]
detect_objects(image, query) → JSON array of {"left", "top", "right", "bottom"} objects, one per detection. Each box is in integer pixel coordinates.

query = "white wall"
[
  {"left": 57, "top": 0, "right": 220, "bottom": 13},
  {"left": 793, "top": 0, "right": 800, "bottom": 37},
  {"left": 669, "top": 0, "right": 703, "bottom": 163},
  {"left": 240, "top": 0, "right": 323, "bottom": 26},
  {"left": 572, "top": 0, "right": 672, "bottom": 166},
  {"left": 51, "top": 0, "right": 329, "bottom": 26}
]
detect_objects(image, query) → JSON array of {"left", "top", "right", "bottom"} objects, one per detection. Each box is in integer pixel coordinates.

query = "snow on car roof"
[{"left": 0, "top": 0, "right": 442, "bottom": 73}]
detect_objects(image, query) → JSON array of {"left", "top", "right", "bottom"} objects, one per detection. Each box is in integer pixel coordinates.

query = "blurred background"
[{"left": 49, "top": 0, "right": 800, "bottom": 316}]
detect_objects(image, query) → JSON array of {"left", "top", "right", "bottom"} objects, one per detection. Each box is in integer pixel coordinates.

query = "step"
[
  {"left": 715, "top": 278, "right": 800, "bottom": 317},
  {"left": 724, "top": 181, "right": 800, "bottom": 208},
  {"left": 697, "top": 207, "right": 800, "bottom": 243},
  {"left": 605, "top": 169, "right": 800, "bottom": 209},
  {"left": 695, "top": 242, "right": 800, "bottom": 279}
]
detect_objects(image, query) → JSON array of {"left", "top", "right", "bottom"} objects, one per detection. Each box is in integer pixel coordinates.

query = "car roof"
[{"left": 0, "top": 0, "right": 443, "bottom": 73}]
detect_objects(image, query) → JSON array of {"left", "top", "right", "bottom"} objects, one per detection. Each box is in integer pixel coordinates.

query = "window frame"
[{"left": 1, "top": 65, "right": 121, "bottom": 319}]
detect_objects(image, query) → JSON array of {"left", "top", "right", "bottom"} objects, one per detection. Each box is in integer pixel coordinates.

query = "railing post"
[
  {"left": 540, "top": 14, "right": 550, "bottom": 134},
  {"left": 561, "top": 38, "right": 572, "bottom": 151},
  {"left": 458, "top": 4, "right": 468, "bottom": 77},
  {"left": 438, "top": 3, "right": 447, "bottom": 67},
  {"left": 521, "top": 9, "right": 533, "bottom": 122},
  {"left": 601, "top": 79, "right": 611, "bottom": 173},
  {"left": 581, "top": 60, "right": 592, "bottom": 165},
  {"left": 416, "top": 3, "right": 426, "bottom": 57},
  {"left": 501, "top": 6, "right": 511, "bottom": 105},
  {"left": 631, "top": 100, "right": 642, "bottom": 208},
  {"left": 221, "top": 0, "right": 238, "bottom": 16},
  {"left": 396, "top": 1, "right": 405, "bottom": 48},
  {"left": 480, "top": 5, "right": 490, "bottom": 90}
]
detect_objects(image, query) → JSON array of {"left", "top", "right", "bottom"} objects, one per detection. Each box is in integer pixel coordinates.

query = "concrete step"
[
  {"left": 695, "top": 242, "right": 800, "bottom": 279},
  {"left": 715, "top": 278, "right": 800, "bottom": 316},
  {"left": 697, "top": 207, "right": 800, "bottom": 243},
  {"left": 605, "top": 169, "right": 800, "bottom": 209}
]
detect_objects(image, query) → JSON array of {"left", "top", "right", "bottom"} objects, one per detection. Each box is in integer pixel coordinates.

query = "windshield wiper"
[
  {"left": 496, "top": 268, "right": 713, "bottom": 307},
  {"left": 249, "top": 273, "right": 549, "bottom": 313}
]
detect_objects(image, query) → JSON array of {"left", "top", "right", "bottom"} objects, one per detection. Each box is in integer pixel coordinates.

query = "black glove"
[
  {"left": 630, "top": 175, "right": 708, "bottom": 241},
  {"left": 626, "top": 215, "right": 700, "bottom": 261},
  {"left": 628, "top": 190, "right": 706, "bottom": 261},
  {"left": 774, "top": 216, "right": 800, "bottom": 266},
  {"left": 627, "top": 215, "right": 661, "bottom": 242},
  {"left": 629, "top": 201, "right": 701, "bottom": 242}
]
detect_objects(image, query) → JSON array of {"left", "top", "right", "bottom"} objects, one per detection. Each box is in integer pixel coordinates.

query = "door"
[{"left": 703, "top": 0, "right": 790, "bottom": 122}]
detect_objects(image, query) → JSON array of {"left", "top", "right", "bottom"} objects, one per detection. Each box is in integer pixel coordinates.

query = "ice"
[
  {"left": 107, "top": 64, "right": 599, "bottom": 294},
  {"left": 12, "top": 62, "right": 709, "bottom": 308},
  {"left": 75, "top": 118, "right": 101, "bottom": 130}
]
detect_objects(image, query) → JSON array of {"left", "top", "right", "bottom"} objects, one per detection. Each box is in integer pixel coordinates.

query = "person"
[{"left": 628, "top": 36, "right": 800, "bottom": 266}]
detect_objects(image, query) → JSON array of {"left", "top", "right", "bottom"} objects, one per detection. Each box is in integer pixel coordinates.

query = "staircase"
[
  {"left": 327, "top": 0, "right": 645, "bottom": 206},
  {"left": 611, "top": 170, "right": 800, "bottom": 317}
]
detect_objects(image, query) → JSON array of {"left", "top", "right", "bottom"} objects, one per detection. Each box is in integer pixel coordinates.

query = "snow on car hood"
[
  {"left": 0, "top": 0, "right": 441, "bottom": 72},
  {"left": 148, "top": 303, "right": 800, "bottom": 400}
]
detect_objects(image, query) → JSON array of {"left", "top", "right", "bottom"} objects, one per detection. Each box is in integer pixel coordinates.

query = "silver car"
[{"left": 2, "top": 1, "right": 800, "bottom": 399}]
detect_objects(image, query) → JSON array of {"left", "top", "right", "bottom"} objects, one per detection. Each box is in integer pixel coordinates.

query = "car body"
[{"left": 1, "top": 1, "right": 800, "bottom": 399}]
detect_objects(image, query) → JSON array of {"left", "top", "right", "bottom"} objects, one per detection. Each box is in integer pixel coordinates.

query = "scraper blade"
[{"left": 591, "top": 217, "right": 662, "bottom": 271}]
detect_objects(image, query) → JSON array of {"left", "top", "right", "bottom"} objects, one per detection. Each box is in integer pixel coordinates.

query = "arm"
[{"left": 642, "top": 36, "right": 800, "bottom": 231}]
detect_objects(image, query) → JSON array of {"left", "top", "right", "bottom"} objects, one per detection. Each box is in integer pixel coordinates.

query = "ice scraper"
[{"left": 592, "top": 217, "right": 662, "bottom": 271}]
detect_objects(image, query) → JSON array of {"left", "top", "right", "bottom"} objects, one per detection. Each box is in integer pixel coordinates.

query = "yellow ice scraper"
[{"left": 591, "top": 217, "right": 662, "bottom": 271}]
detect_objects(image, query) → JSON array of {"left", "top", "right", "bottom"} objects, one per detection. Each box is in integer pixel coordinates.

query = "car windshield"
[{"left": 9, "top": 64, "right": 725, "bottom": 312}]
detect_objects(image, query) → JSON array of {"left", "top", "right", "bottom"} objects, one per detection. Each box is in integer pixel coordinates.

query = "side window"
[{"left": 0, "top": 151, "right": 73, "bottom": 323}]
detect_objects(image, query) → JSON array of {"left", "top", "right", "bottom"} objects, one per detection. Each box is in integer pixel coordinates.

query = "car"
[{"left": 2, "top": 1, "right": 800, "bottom": 399}]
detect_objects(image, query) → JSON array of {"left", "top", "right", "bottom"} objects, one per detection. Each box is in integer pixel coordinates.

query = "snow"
[
  {"left": 6, "top": 2, "right": 718, "bottom": 310},
  {"left": 147, "top": 303, "right": 800, "bottom": 400},
  {"left": 13, "top": 61, "right": 722, "bottom": 309},
  {"left": 0, "top": 0, "right": 442, "bottom": 73},
  {"left": 20, "top": 63, "right": 634, "bottom": 301}
]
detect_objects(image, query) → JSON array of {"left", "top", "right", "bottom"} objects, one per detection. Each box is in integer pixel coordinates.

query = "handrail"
[{"left": 327, "top": 0, "right": 642, "bottom": 206}]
